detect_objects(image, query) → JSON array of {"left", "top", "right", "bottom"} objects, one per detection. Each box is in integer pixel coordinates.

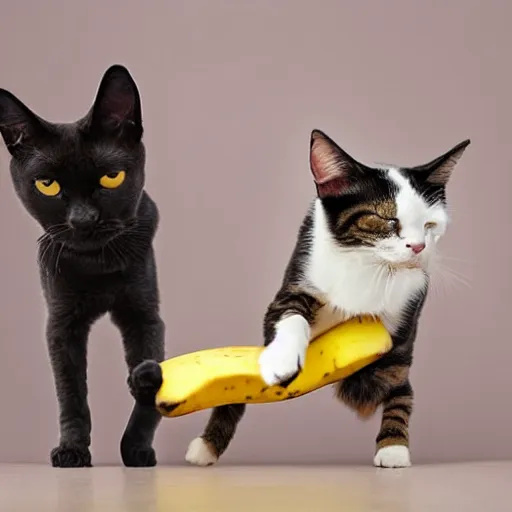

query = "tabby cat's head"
[
  {"left": 309, "top": 130, "right": 470, "bottom": 267},
  {"left": 0, "top": 65, "right": 145, "bottom": 251}
]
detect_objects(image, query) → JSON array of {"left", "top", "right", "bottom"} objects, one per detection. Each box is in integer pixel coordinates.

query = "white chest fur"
[{"left": 305, "top": 203, "right": 428, "bottom": 337}]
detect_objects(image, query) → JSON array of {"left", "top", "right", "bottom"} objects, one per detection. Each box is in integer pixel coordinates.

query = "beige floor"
[{"left": 1, "top": 462, "right": 510, "bottom": 512}]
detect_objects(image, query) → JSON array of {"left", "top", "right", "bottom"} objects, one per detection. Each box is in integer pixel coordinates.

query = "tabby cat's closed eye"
[
  {"left": 100, "top": 170, "right": 125, "bottom": 189},
  {"left": 356, "top": 214, "right": 398, "bottom": 233}
]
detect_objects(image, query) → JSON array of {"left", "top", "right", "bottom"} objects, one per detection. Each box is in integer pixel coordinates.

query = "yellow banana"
[{"left": 154, "top": 316, "right": 391, "bottom": 417}]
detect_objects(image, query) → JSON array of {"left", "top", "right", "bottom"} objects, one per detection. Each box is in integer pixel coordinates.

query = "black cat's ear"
[
  {"left": 0, "top": 89, "right": 47, "bottom": 157},
  {"left": 309, "top": 129, "right": 363, "bottom": 198},
  {"left": 89, "top": 64, "right": 143, "bottom": 144},
  {"left": 410, "top": 139, "right": 470, "bottom": 186}
]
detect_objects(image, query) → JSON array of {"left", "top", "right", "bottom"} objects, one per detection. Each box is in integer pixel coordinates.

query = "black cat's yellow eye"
[
  {"left": 35, "top": 179, "right": 61, "bottom": 197},
  {"left": 100, "top": 170, "right": 126, "bottom": 189}
]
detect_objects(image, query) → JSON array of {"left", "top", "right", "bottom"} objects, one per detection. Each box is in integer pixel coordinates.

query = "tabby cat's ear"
[
  {"left": 409, "top": 139, "right": 470, "bottom": 186},
  {"left": 89, "top": 64, "right": 143, "bottom": 145},
  {"left": 309, "top": 129, "right": 364, "bottom": 198},
  {"left": 0, "top": 89, "right": 48, "bottom": 157}
]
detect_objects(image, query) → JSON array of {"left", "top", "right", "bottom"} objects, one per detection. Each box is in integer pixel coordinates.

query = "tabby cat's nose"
[{"left": 407, "top": 242, "right": 426, "bottom": 255}]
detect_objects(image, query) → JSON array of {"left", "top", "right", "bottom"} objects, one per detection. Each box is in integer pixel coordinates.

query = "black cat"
[{"left": 0, "top": 65, "right": 165, "bottom": 467}]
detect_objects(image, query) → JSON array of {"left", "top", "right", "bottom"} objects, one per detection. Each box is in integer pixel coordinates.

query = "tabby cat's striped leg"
[
  {"left": 185, "top": 289, "right": 320, "bottom": 466},
  {"left": 373, "top": 381, "right": 413, "bottom": 468},
  {"left": 185, "top": 404, "right": 246, "bottom": 466}
]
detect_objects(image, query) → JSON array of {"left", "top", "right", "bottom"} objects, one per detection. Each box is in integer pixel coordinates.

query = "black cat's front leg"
[
  {"left": 46, "top": 312, "right": 95, "bottom": 468},
  {"left": 111, "top": 303, "right": 165, "bottom": 467}
]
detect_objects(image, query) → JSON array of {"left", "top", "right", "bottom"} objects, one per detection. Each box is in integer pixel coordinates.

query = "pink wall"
[{"left": 0, "top": 0, "right": 510, "bottom": 464}]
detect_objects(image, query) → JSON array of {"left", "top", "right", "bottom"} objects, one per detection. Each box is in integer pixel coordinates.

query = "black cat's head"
[{"left": 0, "top": 65, "right": 145, "bottom": 251}]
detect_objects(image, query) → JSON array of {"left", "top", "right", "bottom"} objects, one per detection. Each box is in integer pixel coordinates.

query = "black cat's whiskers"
[
  {"left": 54, "top": 243, "right": 65, "bottom": 275},
  {"left": 38, "top": 240, "right": 56, "bottom": 268},
  {"left": 37, "top": 223, "right": 70, "bottom": 243},
  {"left": 104, "top": 240, "right": 124, "bottom": 268},
  {"left": 106, "top": 226, "right": 150, "bottom": 266},
  {"left": 38, "top": 224, "right": 71, "bottom": 268},
  {"left": 35, "top": 218, "right": 155, "bottom": 274},
  {"left": 96, "top": 219, "right": 152, "bottom": 271}
]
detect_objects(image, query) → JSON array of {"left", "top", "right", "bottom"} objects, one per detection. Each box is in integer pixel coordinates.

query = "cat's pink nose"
[{"left": 407, "top": 242, "right": 426, "bottom": 254}]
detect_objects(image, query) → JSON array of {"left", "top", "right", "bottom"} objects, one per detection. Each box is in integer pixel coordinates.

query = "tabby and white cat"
[{"left": 184, "top": 129, "right": 470, "bottom": 468}]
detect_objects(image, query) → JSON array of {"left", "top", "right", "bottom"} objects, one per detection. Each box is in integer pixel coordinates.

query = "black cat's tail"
[{"left": 128, "top": 360, "right": 163, "bottom": 407}]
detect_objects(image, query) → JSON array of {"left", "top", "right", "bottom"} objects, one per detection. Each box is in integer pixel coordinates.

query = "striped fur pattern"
[{"left": 186, "top": 130, "right": 469, "bottom": 468}]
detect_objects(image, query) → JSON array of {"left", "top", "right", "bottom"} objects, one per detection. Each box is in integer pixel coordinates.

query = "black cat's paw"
[
  {"left": 128, "top": 359, "right": 163, "bottom": 407},
  {"left": 51, "top": 445, "right": 92, "bottom": 468},
  {"left": 120, "top": 436, "right": 157, "bottom": 467}
]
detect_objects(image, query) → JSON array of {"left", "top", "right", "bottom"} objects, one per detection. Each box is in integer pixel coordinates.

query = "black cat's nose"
[{"left": 68, "top": 204, "right": 99, "bottom": 230}]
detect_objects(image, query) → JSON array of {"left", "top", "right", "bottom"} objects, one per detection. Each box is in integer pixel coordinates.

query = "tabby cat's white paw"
[
  {"left": 373, "top": 445, "right": 411, "bottom": 468},
  {"left": 258, "top": 337, "right": 306, "bottom": 387},
  {"left": 185, "top": 437, "right": 218, "bottom": 467},
  {"left": 258, "top": 315, "right": 309, "bottom": 387}
]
